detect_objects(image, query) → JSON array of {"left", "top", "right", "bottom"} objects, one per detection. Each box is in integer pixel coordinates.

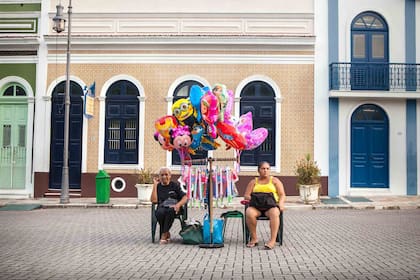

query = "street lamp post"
[{"left": 53, "top": 0, "right": 72, "bottom": 204}]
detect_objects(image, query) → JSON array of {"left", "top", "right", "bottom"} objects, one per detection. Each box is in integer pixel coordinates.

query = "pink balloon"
[
  {"left": 245, "top": 128, "right": 268, "bottom": 150},
  {"left": 236, "top": 111, "right": 253, "bottom": 134},
  {"left": 224, "top": 90, "right": 234, "bottom": 121},
  {"left": 170, "top": 125, "right": 192, "bottom": 149},
  {"left": 201, "top": 91, "right": 219, "bottom": 138}
]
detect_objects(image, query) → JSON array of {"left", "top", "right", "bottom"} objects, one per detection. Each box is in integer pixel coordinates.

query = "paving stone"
[{"left": 0, "top": 208, "right": 419, "bottom": 279}]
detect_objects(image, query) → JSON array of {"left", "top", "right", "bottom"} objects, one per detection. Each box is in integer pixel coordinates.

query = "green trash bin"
[{"left": 96, "top": 170, "right": 110, "bottom": 204}]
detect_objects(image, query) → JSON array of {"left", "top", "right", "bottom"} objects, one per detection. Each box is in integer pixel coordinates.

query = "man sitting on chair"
[{"left": 150, "top": 167, "right": 188, "bottom": 244}]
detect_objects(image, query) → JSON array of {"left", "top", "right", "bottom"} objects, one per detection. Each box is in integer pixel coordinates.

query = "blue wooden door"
[
  {"left": 351, "top": 12, "right": 389, "bottom": 90},
  {"left": 351, "top": 104, "right": 389, "bottom": 188},
  {"left": 49, "top": 81, "right": 83, "bottom": 190}
]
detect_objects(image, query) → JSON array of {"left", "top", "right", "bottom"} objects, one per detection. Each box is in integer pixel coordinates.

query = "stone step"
[{"left": 44, "top": 191, "right": 81, "bottom": 198}]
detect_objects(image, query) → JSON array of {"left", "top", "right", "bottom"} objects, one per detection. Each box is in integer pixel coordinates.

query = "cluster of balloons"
[{"left": 154, "top": 83, "right": 268, "bottom": 162}]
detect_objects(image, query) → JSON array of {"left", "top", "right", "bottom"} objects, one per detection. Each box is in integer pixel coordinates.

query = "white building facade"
[{"left": 317, "top": 0, "right": 420, "bottom": 196}]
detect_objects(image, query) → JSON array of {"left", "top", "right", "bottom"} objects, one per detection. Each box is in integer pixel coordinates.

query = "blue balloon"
[
  {"left": 190, "top": 124, "right": 204, "bottom": 150},
  {"left": 189, "top": 85, "right": 205, "bottom": 122}
]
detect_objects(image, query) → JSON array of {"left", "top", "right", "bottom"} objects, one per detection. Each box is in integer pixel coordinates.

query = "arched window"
[
  {"left": 171, "top": 80, "right": 206, "bottom": 165},
  {"left": 351, "top": 12, "right": 389, "bottom": 90},
  {"left": 104, "top": 80, "right": 139, "bottom": 164},
  {"left": 240, "top": 81, "right": 276, "bottom": 166},
  {"left": 3, "top": 84, "right": 26, "bottom": 97}
]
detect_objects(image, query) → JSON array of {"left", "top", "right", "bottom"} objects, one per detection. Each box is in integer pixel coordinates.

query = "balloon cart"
[
  {"left": 183, "top": 157, "right": 237, "bottom": 249},
  {"left": 153, "top": 83, "right": 269, "bottom": 248}
]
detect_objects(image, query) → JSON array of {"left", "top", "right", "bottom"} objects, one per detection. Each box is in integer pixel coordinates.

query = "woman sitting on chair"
[
  {"left": 244, "top": 161, "right": 286, "bottom": 249},
  {"left": 150, "top": 167, "right": 188, "bottom": 244}
]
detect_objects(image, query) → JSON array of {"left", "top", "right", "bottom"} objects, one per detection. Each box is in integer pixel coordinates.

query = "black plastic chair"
[
  {"left": 151, "top": 203, "right": 188, "bottom": 243},
  {"left": 244, "top": 204, "right": 283, "bottom": 246}
]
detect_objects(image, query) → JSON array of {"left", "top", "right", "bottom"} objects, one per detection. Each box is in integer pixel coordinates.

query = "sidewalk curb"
[
  {"left": 1, "top": 203, "right": 418, "bottom": 210},
  {"left": 1, "top": 196, "right": 419, "bottom": 211}
]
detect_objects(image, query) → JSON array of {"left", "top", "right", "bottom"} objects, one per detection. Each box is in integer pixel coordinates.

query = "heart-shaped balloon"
[{"left": 245, "top": 128, "right": 268, "bottom": 150}]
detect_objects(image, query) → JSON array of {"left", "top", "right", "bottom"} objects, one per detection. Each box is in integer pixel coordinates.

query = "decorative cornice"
[
  {"left": 46, "top": 12, "right": 314, "bottom": 36},
  {"left": 45, "top": 34, "right": 315, "bottom": 48},
  {"left": 0, "top": 35, "right": 39, "bottom": 51},
  {"left": 329, "top": 91, "right": 420, "bottom": 99},
  {"left": 0, "top": 55, "right": 38, "bottom": 63},
  {"left": 0, "top": 0, "right": 40, "bottom": 4},
  {"left": 47, "top": 53, "right": 314, "bottom": 64}
]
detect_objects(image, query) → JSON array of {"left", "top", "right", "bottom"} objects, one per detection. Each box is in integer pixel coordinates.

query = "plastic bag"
[
  {"left": 203, "top": 214, "right": 224, "bottom": 244},
  {"left": 161, "top": 197, "right": 178, "bottom": 208}
]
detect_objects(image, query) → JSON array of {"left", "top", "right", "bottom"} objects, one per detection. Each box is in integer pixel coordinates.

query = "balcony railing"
[{"left": 330, "top": 63, "right": 419, "bottom": 91}]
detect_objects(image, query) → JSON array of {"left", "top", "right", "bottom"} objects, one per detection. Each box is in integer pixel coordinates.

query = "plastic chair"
[
  {"left": 151, "top": 203, "right": 188, "bottom": 243},
  {"left": 244, "top": 204, "right": 283, "bottom": 246},
  {"left": 220, "top": 210, "right": 246, "bottom": 244}
]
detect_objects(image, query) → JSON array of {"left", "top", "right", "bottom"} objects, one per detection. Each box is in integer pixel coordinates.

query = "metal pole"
[{"left": 60, "top": 0, "right": 72, "bottom": 204}]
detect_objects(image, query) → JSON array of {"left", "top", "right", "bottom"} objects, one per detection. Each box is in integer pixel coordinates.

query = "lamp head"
[{"left": 52, "top": 4, "right": 66, "bottom": 33}]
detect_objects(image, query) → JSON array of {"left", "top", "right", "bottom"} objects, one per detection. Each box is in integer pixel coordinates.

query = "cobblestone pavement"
[{"left": 0, "top": 207, "right": 419, "bottom": 280}]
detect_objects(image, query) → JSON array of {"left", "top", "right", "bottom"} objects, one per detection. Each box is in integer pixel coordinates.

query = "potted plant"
[
  {"left": 294, "top": 153, "right": 321, "bottom": 204},
  {"left": 134, "top": 168, "right": 155, "bottom": 204}
]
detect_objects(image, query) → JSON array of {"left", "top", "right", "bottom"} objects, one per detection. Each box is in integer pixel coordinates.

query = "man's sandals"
[{"left": 159, "top": 232, "right": 171, "bottom": 244}]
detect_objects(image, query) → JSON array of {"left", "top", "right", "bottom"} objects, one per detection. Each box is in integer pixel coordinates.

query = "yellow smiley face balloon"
[{"left": 172, "top": 98, "right": 195, "bottom": 123}]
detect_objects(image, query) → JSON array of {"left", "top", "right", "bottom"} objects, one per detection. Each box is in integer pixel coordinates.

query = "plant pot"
[
  {"left": 135, "top": 183, "right": 153, "bottom": 204},
  {"left": 298, "top": 183, "right": 321, "bottom": 204}
]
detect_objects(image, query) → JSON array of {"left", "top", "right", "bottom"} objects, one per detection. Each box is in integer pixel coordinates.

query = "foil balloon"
[
  {"left": 216, "top": 121, "right": 246, "bottom": 150},
  {"left": 154, "top": 115, "right": 178, "bottom": 140},
  {"left": 201, "top": 91, "right": 219, "bottom": 138},
  {"left": 170, "top": 125, "right": 193, "bottom": 163},
  {"left": 200, "top": 135, "right": 220, "bottom": 150},
  {"left": 190, "top": 124, "right": 220, "bottom": 152},
  {"left": 154, "top": 131, "right": 174, "bottom": 151},
  {"left": 236, "top": 111, "right": 268, "bottom": 150},
  {"left": 190, "top": 124, "right": 204, "bottom": 150},
  {"left": 223, "top": 89, "right": 235, "bottom": 125},
  {"left": 171, "top": 125, "right": 192, "bottom": 149},
  {"left": 212, "top": 84, "right": 228, "bottom": 122},
  {"left": 236, "top": 111, "right": 253, "bottom": 134},
  {"left": 244, "top": 127, "right": 268, "bottom": 150},
  {"left": 189, "top": 85, "right": 205, "bottom": 122},
  {"left": 172, "top": 98, "right": 197, "bottom": 127}
]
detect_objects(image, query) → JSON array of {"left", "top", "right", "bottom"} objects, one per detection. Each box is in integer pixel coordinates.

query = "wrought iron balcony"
[{"left": 330, "top": 63, "right": 419, "bottom": 91}]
